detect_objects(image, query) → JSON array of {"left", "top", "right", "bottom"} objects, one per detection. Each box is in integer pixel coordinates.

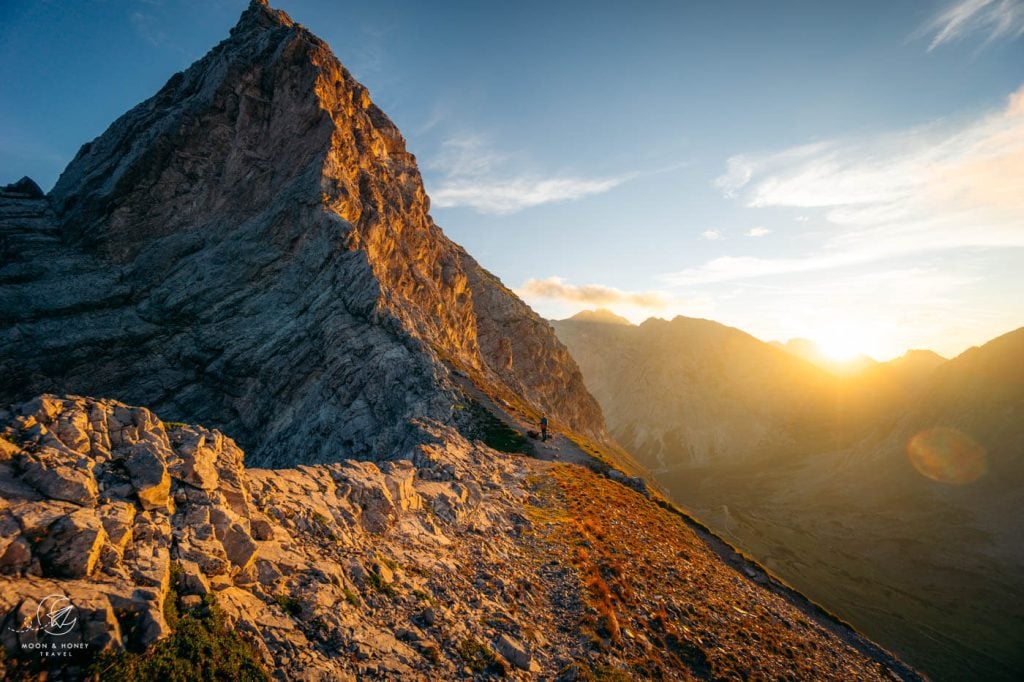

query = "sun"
[{"left": 813, "top": 323, "right": 878, "bottom": 362}]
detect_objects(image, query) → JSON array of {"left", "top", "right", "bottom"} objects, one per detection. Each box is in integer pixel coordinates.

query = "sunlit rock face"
[
  {"left": 0, "top": 394, "right": 923, "bottom": 680},
  {"left": 0, "top": 394, "right": 535, "bottom": 677},
  {"left": 0, "top": 1, "right": 606, "bottom": 466}
]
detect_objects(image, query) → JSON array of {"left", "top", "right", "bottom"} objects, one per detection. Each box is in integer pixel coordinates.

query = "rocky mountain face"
[
  {"left": 554, "top": 311, "right": 1024, "bottom": 680},
  {"left": 0, "top": 0, "right": 606, "bottom": 468},
  {"left": 0, "top": 395, "right": 920, "bottom": 680}
]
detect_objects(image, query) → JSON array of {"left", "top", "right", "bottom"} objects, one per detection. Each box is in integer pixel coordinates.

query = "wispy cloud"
[
  {"left": 426, "top": 133, "right": 628, "bottom": 214},
  {"left": 427, "top": 134, "right": 509, "bottom": 179},
  {"left": 664, "top": 253, "right": 868, "bottom": 286},
  {"left": 726, "top": 266, "right": 991, "bottom": 359},
  {"left": 678, "top": 84, "right": 1024, "bottom": 286},
  {"left": 746, "top": 227, "right": 771, "bottom": 237},
  {"left": 432, "top": 177, "right": 626, "bottom": 214},
  {"left": 919, "top": 0, "right": 1024, "bottom": 51},
  {"left": 700, "top": 229, "right": 723, "bottom": 241},
  {"left": 515, "top": 277, "right": 668, "bottom": 309},
  {"left": 130, "top": 10, "right": 167, "bottom": 47}
]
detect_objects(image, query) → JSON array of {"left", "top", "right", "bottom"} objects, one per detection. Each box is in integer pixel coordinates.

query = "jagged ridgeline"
[{"left": 0, "top": 0, "right": 609, "bottom": 467}]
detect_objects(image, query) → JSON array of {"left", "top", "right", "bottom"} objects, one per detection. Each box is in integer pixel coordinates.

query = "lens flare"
[{"left": 906, "top": 427, "right": 987, "bottom": 484}]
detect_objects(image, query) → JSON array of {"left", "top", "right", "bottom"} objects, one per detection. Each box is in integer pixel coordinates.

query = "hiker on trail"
[{"left": 540, "top": 415, "right": 548, "bottom": 442}]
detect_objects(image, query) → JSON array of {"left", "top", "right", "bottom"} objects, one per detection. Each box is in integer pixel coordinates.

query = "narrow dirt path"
[{"left": 452, "top": 373, "right": 599, "bottom": 467}]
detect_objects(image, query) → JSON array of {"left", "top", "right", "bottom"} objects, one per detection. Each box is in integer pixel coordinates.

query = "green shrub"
[
  {"left": 456, "top": 637, "right": 506, "bottom": 675},
  {"left": 88, "top": 581, "right": 268, "bottom": 681},
  {"left": 366, "top": 571, "right": 398, "bottom": 598},
  {"left": 273, "top": 594, "right": 302, "bottom": 617},
  {"left": 464, "top": 400, "right": 535, "bottom": 455}
]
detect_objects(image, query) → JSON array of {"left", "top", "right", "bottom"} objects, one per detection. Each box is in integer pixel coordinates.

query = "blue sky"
[{"left": 2, "top": 0, "right": 1022, "bottom": 358}]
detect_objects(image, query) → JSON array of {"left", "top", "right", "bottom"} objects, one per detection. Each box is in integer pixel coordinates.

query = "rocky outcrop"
[
  {"left": 0, "top": 394, "right": 526, "bottom": 678},
  {"left": 0, "top": 177, "right": 44, "bottom": 199},
  {"left": 0, "top": 395, "right": 920, "bottom": 680},
  {"left": 0, "top": 0, "right": 606, "bottom": 468}
]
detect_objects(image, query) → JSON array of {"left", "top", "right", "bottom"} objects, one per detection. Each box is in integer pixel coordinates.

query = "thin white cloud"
[
  {"left": 920, "top": 0, "right": 1024, "bottom": 51},
  {"left": 664, "top": 253, "right": 868, "bottom": 286},
  {"left": 713, "top": 142, "right": 830, "bottom": 198},
  {"left": 431, "top": 176, "right": 626, "bottom": 214},
  {"left": 700, "top": 229, "right": 722, "bottom": 240},
  {"left": 746, "top": 227, "right": 771, "bottom": 237},
  {"left": 427, "top": 134, "right": 509, "bottom": 179},
  {"left": 130, "top": 11, "right": 167, "bottom": 46},
  {"left": 725, "top": 266, "right": 991, "bottom": 360},
  {"left": 678, "top": 84, "right": 1024, "bottom": 286},
  {"left": 515, "top": 277, "right": 668, "bottom": 309},
  {"left": 426, "top": 133, "right": 627, "bottom": 214}
]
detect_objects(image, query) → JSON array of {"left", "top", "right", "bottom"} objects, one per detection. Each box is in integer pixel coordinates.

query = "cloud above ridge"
[
  {"left": 426, "top": 133, "right": 627, "bottom": 214},
  {"left": 919, "top": 0, "right": 1024, "bottom": 51},
  {"left": 672, "top": 85, "right": 1024, "bottom": 286},
  {"left": 515, "top": 277, "right": 668, "bottom": 309}
]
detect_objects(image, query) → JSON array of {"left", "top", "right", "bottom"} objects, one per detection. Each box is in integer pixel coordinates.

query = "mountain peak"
[
  {"left": 567, "top": 308, "right": 633, "bottom": 325},
  {"left": 232, "top": 0, "right": 294, "bottom": 35},
  {"left": 899, "top": 349, "right": 946, "bottom": 363},
  {"left": 1, "top": 176, "right": 44, "bottom": 198},
  {"left": 3, "top": 0, "right": 613, "bottom": 467}
]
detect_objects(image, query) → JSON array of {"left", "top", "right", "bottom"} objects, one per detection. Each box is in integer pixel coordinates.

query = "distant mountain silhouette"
[
  {"left": 567, "top": 308, "right": 633, "bottom": 325},
  {"left": 771, "top": 338, "right": 947, "bottom": 381},
  {"left": 551, "top": 312, "right": 927, "bottom": 472},
  {"left": 770, "top": 337, "right": 879, "bottom": 375},
  {"left": 554, "top": 312, "right": 1024, "bottom": 681}
]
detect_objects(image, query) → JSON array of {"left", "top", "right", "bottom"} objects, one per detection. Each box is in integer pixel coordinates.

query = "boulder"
[
  {"left": 383, "top": 460, "right": 422, "bottom": 512},
  {"left": 177, "top": 559, "right": 213, "bottom": 596},
  {"left": 0, "top": 176, "right": 44, "bottom": 198},
  {"left": 170, "top": 428, "right": 220, "bottom": 490},
  {"left": 221, "top": 522, "right": 259, "bottom": 570},
  {"left": 35, "top": 508, "right": 107, "bottom": 578},
  {"left": 495, "top": 633, "right": 540, "bottom": 672},
  {"left": 98, "top": 501, "right": 136, "bottom": 554},
  {"left": 20, "top": 451, "right": 98, "bottom": 506},
  {"left": 124, "top": 444, "right": 171, "bottom": 511},
  {"left": 0, "top": 537, "right": 32, "bottom": 574}
]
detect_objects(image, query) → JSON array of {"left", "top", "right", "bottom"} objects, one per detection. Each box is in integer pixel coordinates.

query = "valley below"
[
  {"left": 662, "top": 464, "right": 1024, "bottom": 681},
  {"left": 555, "top": 311, "right": 1024, "bottom": 681}
]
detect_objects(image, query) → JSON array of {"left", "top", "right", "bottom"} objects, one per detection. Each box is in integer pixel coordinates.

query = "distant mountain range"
[
  {"left": 551, "top": 311, "right": 941, "bottom": 472},
  {"left": 769, "top": 337, "right": 946, "bottom": 379},
  {"left": 554, "top": 310, "right": 1024, "bottom": 680}
]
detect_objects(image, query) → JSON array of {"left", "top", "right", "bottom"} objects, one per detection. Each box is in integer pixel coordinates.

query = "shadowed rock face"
[{"left": 0, "top": 1, "right": 605, "bottom": 466}]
